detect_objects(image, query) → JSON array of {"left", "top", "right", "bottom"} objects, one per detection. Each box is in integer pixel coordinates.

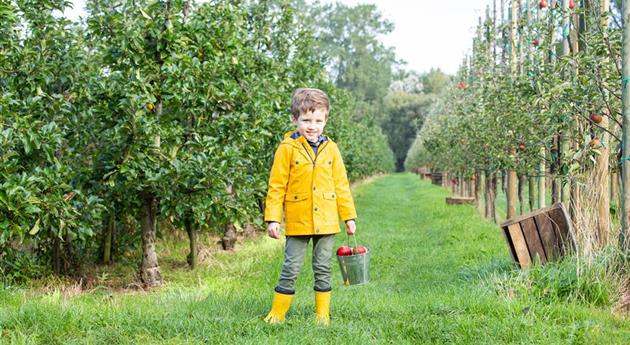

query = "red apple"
[
  {"left": 590, "top": 138, "right": 601, "bottom": 147},
  {"left": 569, "top": 0, "right": 575, "bottom": 9},
  {"left": 518, "top": 143, "right": 526, "bottom": 150},
  {"left": 539, "top": 0, "right": 548, "bottom": 8},
  {"left": 590, "top": 113, "right": 603, "bottom": 124},
  {"left": 352, "top": 245, "right": 368, "bottom": 255},
  {"left": 336, "top": 246, "right": 352, "bottom": 256},
  {"left": 532, "top": 38, "right": 540, "bottom": 47}
]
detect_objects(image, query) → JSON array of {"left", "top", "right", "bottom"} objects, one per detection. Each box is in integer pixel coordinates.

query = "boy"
[{"left": 263, "top": 88, "right": 357, "bottom": 326}]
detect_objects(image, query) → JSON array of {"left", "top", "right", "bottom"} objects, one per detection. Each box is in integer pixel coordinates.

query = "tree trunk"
[
  {"left": 476, "top": 172, "right": 482, "bottom": 210},
  {"left": 538, "top": 148, "right": 546, "bottom": 208},
  {"left": 52, "top": 236, "right": 61, "bottom": 275},
  {"left": 518, "top": 173, "right": 525, "bottom": 215},
  {"left": 140, "top": 192, "right": 161, "bottom": 287},
  {"left": 475, "top": 172, "right": 486, "bottom": 210},
  {"left": 551, "top": 135, "right": 561, "bottom": 204},
  {"left": 485, "top": 171, "right": 497, "bottom": 223},
  {"left": 103, "top": 212, "right": 115, "bottom": 265},
  {"left": 612, "top": 170, "right": 620, "bottom": 210},
  {"left": 185, "top": 216, "right": 197, "bottom": 269},
  {"left": 529, "top": 175, "right": 536, "bottom": 212},
  {"left": 570, "top": 172, "right": 580, "bottom": 223},
  {"left": 484, "top": 171, "right": 492, "bottom": 219},
  {"left": 507, "top": 168, "right": 517, "bottom": 219},
  {"left": 63, "top": 230, "right": 74, "bottom": 275},
  {"left": 491, "top": 174, "right": 498, "bottom": 223},
  {"left": 222, "top": 223, "right": 237, "bottom": 250}
]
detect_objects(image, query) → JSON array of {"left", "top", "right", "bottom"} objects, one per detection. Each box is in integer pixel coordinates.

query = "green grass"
[{"left": 1, "top": 173, "right": 630, "bottom": 344}]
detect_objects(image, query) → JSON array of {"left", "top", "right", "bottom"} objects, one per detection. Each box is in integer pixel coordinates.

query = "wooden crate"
[
  {"left": 446, "top": 196, "right": 475, "bottom": 205},
  {"left": 417, "top": 166, "right": 430, "bottom": 175},
  {"left": 500, "top": 203, "right": 574, "bottom": 268},
  {"left": 431, "top": 172, "right": 444, "bottom": 186}
]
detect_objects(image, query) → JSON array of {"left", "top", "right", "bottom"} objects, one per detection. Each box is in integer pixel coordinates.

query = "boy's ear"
[{"left": 291, "top": 115, "right": 298, "bottom": 125}]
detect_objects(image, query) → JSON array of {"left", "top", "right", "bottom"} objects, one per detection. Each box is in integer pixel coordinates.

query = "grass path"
[{"left": 2, "top": 173, "right": 630, "bottom": 344}]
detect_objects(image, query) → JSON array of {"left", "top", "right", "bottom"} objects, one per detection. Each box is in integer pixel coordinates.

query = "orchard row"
[
  {"left": 406, "top": 0, "right": 623, "bottom": 253},
  {"left": 0, "top": 0, "right": 395, "bottom": 286}
]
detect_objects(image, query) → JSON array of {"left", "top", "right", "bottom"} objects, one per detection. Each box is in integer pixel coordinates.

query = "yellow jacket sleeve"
[
  {"left": 332, "top": 145, "right": 357, "bottom": 221},
  {"left": 264, "top": 143, "right": 291, "bottom": 222}
]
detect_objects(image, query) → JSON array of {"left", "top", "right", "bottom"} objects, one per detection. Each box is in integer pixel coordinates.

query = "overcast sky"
[{"left": 64, "top": 0, "right": 493, "bottom": 75}]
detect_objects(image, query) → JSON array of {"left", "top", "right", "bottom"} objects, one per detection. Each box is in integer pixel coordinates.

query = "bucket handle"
[{"left": 346, "top": 233, "right": 359, "bottom": 250}]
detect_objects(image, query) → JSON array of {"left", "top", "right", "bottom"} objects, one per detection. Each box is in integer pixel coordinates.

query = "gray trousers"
[{"left": 275, "top": 235, "right": 335, "bottom": 293}]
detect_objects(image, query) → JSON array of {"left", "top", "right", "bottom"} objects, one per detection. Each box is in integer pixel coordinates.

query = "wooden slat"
[
  {"left": 507, "top": 223, "right": 531, "bottom": 268},
  {"left": 501, "top": 203, "right": 562, "bottom": 228},
  {"left": 520, "top": 218, "right": 547, "bottom": 264},
  {"left": 548, "top": 206, "right": 574, "bottom": 256},
  {"left": 501, "top": 226, "right": 519, "bottom": 264},
  {"left": 534, "top": 213, "right": 559, "bottom": 260},
  {"left": 446, "top": 197, "right": 475, "bottom": 205}
]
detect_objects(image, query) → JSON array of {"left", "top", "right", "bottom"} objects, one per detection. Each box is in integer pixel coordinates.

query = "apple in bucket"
[
  {"left": 352, "top": 245, "right": 368, "bottom": 255},
  {"left": 336, "top": 246, "right": 353, "bottom": 256}
]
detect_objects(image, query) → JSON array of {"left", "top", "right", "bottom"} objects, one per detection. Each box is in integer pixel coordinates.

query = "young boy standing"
[{"left": 264, "top": 88, "right": 357, "bottom": 326}]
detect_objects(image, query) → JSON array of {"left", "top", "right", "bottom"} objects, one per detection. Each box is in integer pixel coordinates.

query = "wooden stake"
[
  {"left": 507, "top": 0, "right": 518, "bottom": 219},
  {"left": 594, "top": 0, "right": 611, "bottom": 247},
  {"left": 620, "top": 0, "right": 630, "bottom": 250},
  {"left": 560, "top": 0, "right": 571, "bottom": 204}
]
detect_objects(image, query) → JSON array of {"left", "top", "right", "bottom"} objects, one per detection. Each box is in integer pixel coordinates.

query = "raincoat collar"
[
  {"left": 284, "top": 131, "right": 329, "bottom": 145},
  {"left": 283, "top": 131, "right": 330, "bottom": 161}
]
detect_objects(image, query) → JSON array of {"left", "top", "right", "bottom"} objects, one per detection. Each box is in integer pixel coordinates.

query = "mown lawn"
[{"left": 1, "top": 173, "right": 629, "bottom": 344}]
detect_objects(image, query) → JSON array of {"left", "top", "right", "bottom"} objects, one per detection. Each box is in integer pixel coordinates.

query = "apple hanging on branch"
[
  {"left": 539, "top": 0, "right": 548, "bottom": 9},
  {"left": 568, "top": 0, "right": 575, "bottom": 9},
  {"left": 589, "top": 113, "right": 603, "bottom": 124},
  {"left": 532, "top": 38, "right": 540, "bottom": 47},
  {"left": 590, "top": 138, "right": 601, "bottom": 148}
]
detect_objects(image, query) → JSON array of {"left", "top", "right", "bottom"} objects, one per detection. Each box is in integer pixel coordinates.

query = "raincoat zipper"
[{"left": 301, "top": 142, "right": 329, "bottom": 166}]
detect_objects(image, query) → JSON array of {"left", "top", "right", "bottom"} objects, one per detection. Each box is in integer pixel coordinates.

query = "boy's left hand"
[{"left": 345, "top": 219, "right": 356, "bottom": 236}]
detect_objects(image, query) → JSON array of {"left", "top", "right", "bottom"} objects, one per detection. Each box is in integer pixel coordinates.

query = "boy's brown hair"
[{"left": 291, "top": 88, "right": 330, "bottom": 119}]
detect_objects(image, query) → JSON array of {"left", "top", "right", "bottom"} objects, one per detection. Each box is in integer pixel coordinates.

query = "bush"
[{"left": 0, "top": 248, "right": 50, "bottom": 286}]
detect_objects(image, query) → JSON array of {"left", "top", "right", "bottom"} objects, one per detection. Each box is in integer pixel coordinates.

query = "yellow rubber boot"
[
  {"left": 314, "top": 291, "right": 331, "bottom": 326},
  {"left": 264, "top": 292, "right": 294, "bottom": 324}
]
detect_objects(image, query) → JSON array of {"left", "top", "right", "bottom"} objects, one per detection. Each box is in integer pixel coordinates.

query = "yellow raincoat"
[{"left": 264, "top": 131, "right": 357, "bottom": 236}]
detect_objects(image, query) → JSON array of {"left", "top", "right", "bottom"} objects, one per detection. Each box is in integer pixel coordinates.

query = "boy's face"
[{"left": 292, "top": 108, "right": 328, "bottom": 142}]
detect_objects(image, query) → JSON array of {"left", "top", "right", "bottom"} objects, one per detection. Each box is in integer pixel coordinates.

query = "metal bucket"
[{"left": 337, "top": 250, "right": 370, "bottom": 286}]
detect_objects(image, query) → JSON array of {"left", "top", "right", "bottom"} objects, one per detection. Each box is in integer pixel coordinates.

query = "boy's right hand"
[{"left": 267, "top": 222, "right": 280, "bottom": 239}]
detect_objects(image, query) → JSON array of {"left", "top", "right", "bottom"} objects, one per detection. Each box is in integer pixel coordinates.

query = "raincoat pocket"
[{"left": 284, "top": 192, "right": 310, "bottom": 224}]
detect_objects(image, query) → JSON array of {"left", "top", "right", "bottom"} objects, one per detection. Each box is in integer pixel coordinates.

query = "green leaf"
[
  {"left": 29, "top": 218, "right": 40, "bottom": 235},
  {"left": 139, "top": 8, "right": 152, "bottom": 20}
]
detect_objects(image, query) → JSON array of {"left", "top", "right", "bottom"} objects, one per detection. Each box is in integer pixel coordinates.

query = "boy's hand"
[
  {"left": 267, "top": 222, "right": 281, "bottom": 239},
  {"left": 345, "top": 219, "right": 356, "bottom": 236}
]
